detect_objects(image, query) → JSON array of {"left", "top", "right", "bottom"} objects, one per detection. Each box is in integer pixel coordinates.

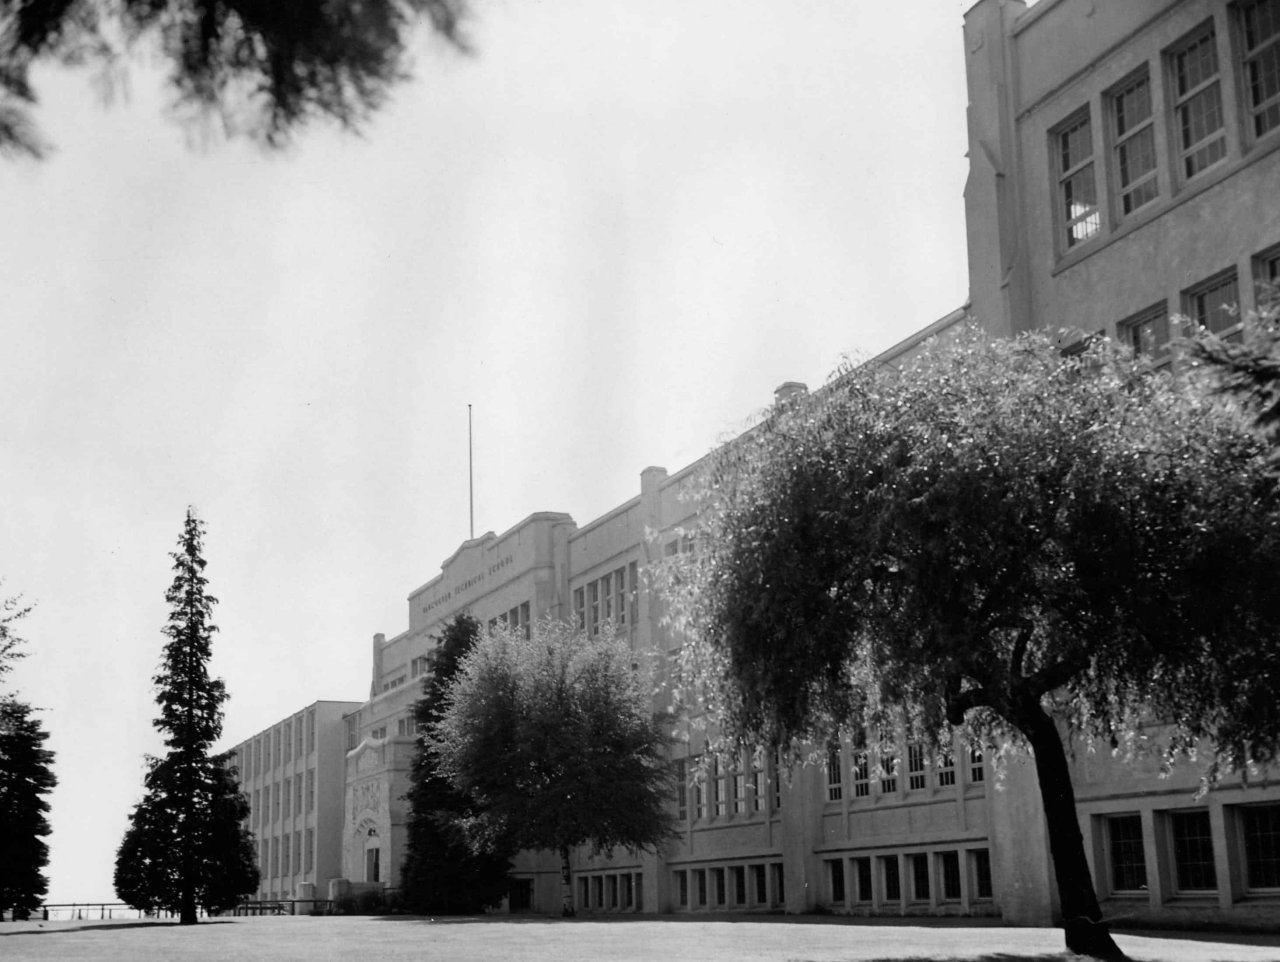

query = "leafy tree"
[
  {"left": 430, "top": 620, "right": 675, "bottom": 916},
  {"left": 400, "top": 612, "right": 511, "bottom": 914},
  {"left": 114, "top": 508, "right": 258, "bottom": 923},
  {"left": 1190, "top": 295, "right": 1280, "bottom": 464},
  {"left": 1, "top": 0, "right": 470, "bottom": 159},
  {"left": 672, "top": 328, "right": 1280, "bottom": 960},
  {"left": 0, "top": 698, "right": 56, "bottom": 920}
]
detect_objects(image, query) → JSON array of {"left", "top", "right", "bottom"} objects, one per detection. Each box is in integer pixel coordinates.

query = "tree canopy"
[
  {"left": 672, "top": 327, "right": 1280, "bottom": 958},
  {"left": 400, "top": 612, "right": 511, "bottom": 914},
  {"left": 1, "top": 0, "right": 470, "bottom": 158},
  {"left": 429, "top": 619, "right": 675, "bottom": 915},
  {"left": 114, "top": 508, "right": 257, "bottom": 922}
]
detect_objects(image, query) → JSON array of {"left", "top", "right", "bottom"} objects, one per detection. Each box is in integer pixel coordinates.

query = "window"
[
  {"left": 732, "top": 865, "right": 746, "bottom": 905},
  {"left": 284, "top": 721, "right": 292, "bottom": 763},
  {"left": 1239, "top": 0, "right": 1280, "bottom": 139},
  {"left": 1170, "top": 810, "right": 1218, "bottom": 891},
  {"left": 623, "top": 873, "right": 635, "bottom": 908},
  {"left": 936, "top": 747, "right": 956, "bottom": 788},
  {"left": 712, "top": 867, "right": 726, "bottom": 906},
  {"left": 614, "top": 567, "right": 628, "bottom": 627},
  {"left": 1110, "top": 71, "right": 1159, "bottom": 215},
  {"left": 879, "top": 750, "right": 898, "bottom": 795},
  {"left": 293, "top": 830, "right": 302, "bottom": 874},
  {"left": 607, "top": 875, "right": 618, "bottom": 908},
  {"left": 305, "top": 828, "right": 314, "bottom": 873},
  {"left": 772, "top": 863, "right": 785, "bottom": 906},
  {"left": 826, "top": 745, "right": 843, "bottom": 802},
  {"left": 694, "top": 869, "right": 707, "bottom": 907},
  {"left": 733, "top": 770, "right": 747, "bottom": 814},
  {"left": 573, "top": 587, "right": 585, "bottom": 631},
  {"left": 827, "top": 859, "right": 846, "bottom": 903},
  {"left": 969, "top": 746, "right": 985, "bottom": 784},
  {"left": 1106, "top": 814, "right": 1148, "bottom": 892},
  {"left": 939, "top": 851, "right": 962, "bottom": 901},
  {"left": 281, "top": 835, "right": 291, "bottom": 878},
  {"left": 752, "top": 864, "right": 767, "bottom": 904},
  {"left": 675, "top": 870, "right": 688, "bottom": 907},
  {"left": 592, "top": 875, "right": 603, "bottom": 908},
  {"left": 1119, "top": 302, "right": 1171, "bottom": 359},
  {"left": 283, "top": 778, "right": 291, "bottom": 819},
  {"left": 907, "top": 744, "right": 927, "bottom": 791},
  {"left": 772, "top": 749, "right": 783, "bottom": 810},
  {"left": 1184, "top": 269, "right": 1240, "bottom": 335},
  {"left": 1169, "top": 25, "right": 1227, "bottom": 178},
  {"left": 852, "top": 857, "right": 873, "bottom": 903},
  {"left": 295, "top": 718, "right": 303, "bottom": 757},
  {"left": 307, "top": 709, "right": 316, "bottom": 754},
  {"left": 370, "top": 725, "right": 387, "bottom": 740},
  {"left": 713, "top": 756, "right": 727, "bottom": 816},
  {"left": 673, "top": 758, "right": 688, "bottom": 821},
  {"left": 294, "top": 776, "right": 303, "bottom": 815},
  {"left": 601, "top": 572, "right": 613, "bottom": 624},
  {"left": 305, "top": 769, "right": 315, "bottom": 812},
  {"left": 881, "top": 856, "right": 901, "bottom": 902},
  {"left": 1240, "top": 804, "right": 1280, "bottom": 889},
  {"left": 852, "top": 731, "right": 871, "bottom": 798},
  {"left": 1054, "top": 110, "right": 1101, "bottom": 249},
  {"left": 629, "top": 561, "right": 639, "bottom": 623},
  {"left": 971, "top": 849, "right": 993, "bottom": 899},
  {"left": 345, "top": 715, "right": 358, "bottom": 751},
  {"left": 750, "top": 754, "right": 764, "bottom": 812},
  {"left": 1256, "top": 244, "right": 1280, "bottom": 307},
  {"left": 909, "top": 853, "right": 930, "bottom": 901}
]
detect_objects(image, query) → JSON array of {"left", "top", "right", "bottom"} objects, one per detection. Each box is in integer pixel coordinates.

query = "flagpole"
[{"left": 468, "top": 404, "right": 474, "bottom": 540}]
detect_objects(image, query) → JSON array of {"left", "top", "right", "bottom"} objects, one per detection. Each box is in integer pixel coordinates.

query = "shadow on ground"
[
  {"left": 0, "top": 920, "right": 237, "bottom": 937},
  {"left": 370, "top": 913, "right": 1012, "bottom": 927}
]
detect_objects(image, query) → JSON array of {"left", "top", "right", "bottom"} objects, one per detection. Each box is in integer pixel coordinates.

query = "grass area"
[{"left": 1, "top": 915, "right": 1278, "bottom": 962}]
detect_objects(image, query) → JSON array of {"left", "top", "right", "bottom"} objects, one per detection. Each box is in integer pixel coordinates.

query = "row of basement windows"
[
  {"left": 1053, "top": 1, "right": 1280, "bottom": 253},
  {"left": 577, "top": 871, "right": 644, "bottom": 912},
  {"left": 1098, "top": 803, "right": 1279, "bottom": 900},
  {"left": 673, "top": 862, "right": 785, "bottom": 911},
  {"left": 825, "top": 849, "right": 993, "bottom": 908},
  {"left": 1118, "top": 244, "right": 1280, "bottom": 359},
  {"left": 258, "top": 828, "right": 315, "bottom": 881},
  {"left": 574, "top": 562, "right": 640, "bottom": 637},
  {"left": 242, "top": 709, "right": 319, "bottom": 778},
  {"left": 249, "top": 770, "right": 315, "bottom": 827}
]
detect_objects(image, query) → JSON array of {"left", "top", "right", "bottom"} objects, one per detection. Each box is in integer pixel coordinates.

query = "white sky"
[{"left": 1, "top": 0, "right": 973, "bottom": 902}]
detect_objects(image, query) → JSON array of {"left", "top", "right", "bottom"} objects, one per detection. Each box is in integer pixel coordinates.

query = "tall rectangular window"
[
  {"left": 879, "top": 750, "right": 898, "bottom": 795},
  {"left": 1170, "top": 26, "right": 1227, "bottom": 178},
  {"left": 772, "top": 863, "right": 785, "bottom": 906},
  {"left": 881, "top": 856, "right": 901, "bottom": 902},
  {"left": 1107, "top": 814, "right": 1148, "bottom": 892},
  {"left": 601, "top": 572, "right": 613, "bottom": 624},
  {"left": 1240, "top": 803, "right": 1280, "bottom": 889},
  {"left": 852, "top": 857, "right": 873, "bottom": 903},
  {"left": 733, "top": 770, "right": 747, "bottom": 814},
  {"left": 826, "top": 745, "right": 843, "bottom": 802},
  {"left": 1171, "top": 810, "right": 1218, "bottom": 891},
  {"left": 1111, "top": 71, "right": 1159, "bottom": 215},
  {"left": 853, "top": 730, "right": 871, "bottom": 798},
  {"left": 907, "top": 744, "right": 927, "bottom": 791},
  {"left": 307, "top": 709, "right": 316, "bottom": 754},
  {"left": 628, "top": 561, "right": 639, "bottom": 624},
  {"left": 750, "top": 754, "right": 764, "bottom": 812},
  {"left": 695, "top": 869, "right": 707, "bottom": 907},
  {"left": 1055, "top": 110, "right": 1101, "bottom": 248},
  {"left": 827, "top": 859, "right": 846, "bottom": 903},
  {"left": 1240, "top": 0, "right": 1280, "bottom": 138},
  {"left": 731, "top": 865, "right": 746, "bottom": 905},
  {"left": 972, "top": 849, "right": 993, "bottom": 899},
  {"left": 712, "top": 867, "right": 726, "bottom": 906},
  {"left": 713, "top": 756, "right": 727, "bottom": 816},
  {"left": 306, "top": 769, "right": 315, "bottom": 812},
  {"left": 614, "top": 567, "right": 627, "bottom": 626},
  {"left": 588, "top": 581, "right": 600, "bottom": 636},
  {"left": 293, "top": 830, "right": 302, "bottom": 874},
  {"left": 675, "top": 870, "right": 688, "bottom": 907},
  {"left": 281, "top": 835, "right": 291, "bottom": 878},
  {"left": 936, "top": 747, "right": 956, "bottom": 788},
  {"left": 939, "top": 851, "right": 962, "bottom": 901},
  {"left": 283, "top": 777, "right": 291, "bottom": 819},
  {"left": 752, "top": 864, "right": 767, "bottom": 904},
  {"left": 573, "top": 587, "right": 586, "bottom": 631},
  {"left": 693, "top": 763, "right": 706, "bottom": 820},
  {"left": 1119, "top": 302, "right": 1171, "bottom": 359},
  {"left": 305, "top": 828, "right": 314, "bottom": 873},
  {"left": 909, "top": 853, "right": 930, "bottom": 901},
  {"left": 1185, "top": 270, "right": 1240, "bottom": 334},
  {"left": 284, "top": 721, "right": 292, "bottom": 763},
  {"left": 969, "top": 746, "right": 985, "bottom": 784}
]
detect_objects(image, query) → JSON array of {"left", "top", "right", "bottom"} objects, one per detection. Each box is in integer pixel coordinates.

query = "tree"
[
  {"left": 0, "top": 698, "right": 56, "bottom": 920},
  {"left": 673, "top": 328, "right": 1280, "bottom": 960},
  {"left": 1, "top": 0, "right": 470, "bottom": 159},
  {"left": 429, "top": 620, "right": 676, "bottom": 916},
  {"left": 400, "top": 612, "right": 511, "bottom": 914},
  {"left": 114, "top": 508, "right": 258, "bottom": 923}
]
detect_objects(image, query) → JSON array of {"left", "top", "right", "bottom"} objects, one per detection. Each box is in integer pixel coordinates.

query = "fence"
[{"left": 31, "top": 903, "right": 206, "bottom": 922}]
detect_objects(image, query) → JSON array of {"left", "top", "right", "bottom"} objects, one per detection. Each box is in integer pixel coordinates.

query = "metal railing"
[{"left": 28, "top": 903, "right": 204, "bottom": 922}]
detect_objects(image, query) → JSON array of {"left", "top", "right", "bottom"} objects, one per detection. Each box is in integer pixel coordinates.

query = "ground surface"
[{"left": 1, "top": 915, "right": 1277, "bottom": 962}]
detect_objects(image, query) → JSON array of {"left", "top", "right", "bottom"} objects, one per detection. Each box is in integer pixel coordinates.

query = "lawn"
[{"left": 0, "top": 915, "right": 1277, "bottom": 962}]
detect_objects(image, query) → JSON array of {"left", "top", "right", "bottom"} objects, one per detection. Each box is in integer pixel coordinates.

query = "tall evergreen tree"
[
  {"left": 400, "top": 613, "right": 511, "bottom": 914},
  {"left": 114, "top": 508, "right": 258, "bottom": 923},
  {"left": 0, "top": 698, "right": 56, "bottom": 920}
]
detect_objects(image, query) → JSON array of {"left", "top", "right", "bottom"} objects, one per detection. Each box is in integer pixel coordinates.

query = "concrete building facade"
[{"left": 230, "top": 700, "right": 362, "bottom": 902}]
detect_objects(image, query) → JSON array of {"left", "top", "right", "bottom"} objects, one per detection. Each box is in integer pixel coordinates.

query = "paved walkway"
[{"left": 0, "top": 915, "right": 1277, "bottom": 962}]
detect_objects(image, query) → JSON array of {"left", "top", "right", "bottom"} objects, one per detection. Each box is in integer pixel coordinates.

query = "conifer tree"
[
  {"left": 114, "top": 508, "right": 257, "bottom": 923},
  {"left": 401, "top": 613, "right": 511, "bottom": 913},
  {"left": 0, "top": 697, "right": 56, "bottom": 920}
]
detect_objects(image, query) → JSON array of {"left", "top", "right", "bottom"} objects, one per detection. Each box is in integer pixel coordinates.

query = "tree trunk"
[
  {"left": 1017, "top": 702, "right": 1125, "bottom": 961},
  {"left": 559, "top": 846, "right": 575, "bottom": 917}
]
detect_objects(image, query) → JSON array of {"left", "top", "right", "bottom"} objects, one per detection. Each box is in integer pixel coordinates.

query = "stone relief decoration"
[{"left": 352, "top": 777, "right": 382, "bottom": 817}]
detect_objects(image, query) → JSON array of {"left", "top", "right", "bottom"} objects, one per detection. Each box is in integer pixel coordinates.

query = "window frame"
[
  {"left": 1167, "top": 808, "right": 1219, "bottom": 894},
  {"left": 1108, "top": 67, "right": 1161, "bottom": 219},
  {"left": 1183, "top": 267, "right": 1241, "bottom": 337},
  {"left": 1236, "top": 802, "right": 1280, "bottom": 893},
  {"left": 1052, "top": 107, "right": 1103, "bottom": 252},
  {"left": 1104, "top": 813, "right": 1149, "bottom": 895},
  {"left": 1166, "top": 21, "right": 1229, "bottom": 182},
  {"left": 1118, "top": 300, "right": 1172, "bottom": 362},
  {"left": 1235, "top": 0, "right": 1280, "bottom": 142}
]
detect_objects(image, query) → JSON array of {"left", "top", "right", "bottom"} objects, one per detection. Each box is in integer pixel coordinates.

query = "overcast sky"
[{"left": 2, "top": 0, "right": 975, "bottom": 901}]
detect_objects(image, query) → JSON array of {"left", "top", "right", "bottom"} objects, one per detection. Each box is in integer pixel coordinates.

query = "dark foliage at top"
[{"left": 1, "top": 0, "right": 470, "bottom": 157}]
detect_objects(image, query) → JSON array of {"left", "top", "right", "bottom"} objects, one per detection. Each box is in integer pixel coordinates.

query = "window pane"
[
  {"left": 1108, "top": 815, "right": 1148, "bottom": 891},
  {"left": 882, "top": 856, "right": 901, "bottom": 901},
  {"left": 1242, "top": 804, "right": 1280, "bottom": 889},
  {"left": 940, "top": 851, "right": 962, "bottom": 900},
  {"left": 1171, "top": 810, "right": 1218, "bottom": 891}
]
